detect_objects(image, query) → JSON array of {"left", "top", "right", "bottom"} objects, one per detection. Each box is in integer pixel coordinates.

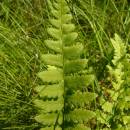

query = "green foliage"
[
  {"left": 1, "top": 0, "right": 130, "bottom": 130},
  {"left": 97, "top": 34, "right": 130, "bottom": 130},
  {"left": 34, "top": 0, "right": 96, "bottom": 129}
]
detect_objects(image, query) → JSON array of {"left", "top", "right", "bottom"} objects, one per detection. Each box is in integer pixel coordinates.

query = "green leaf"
[
  {"left": 65, "top": 124, "right": 91, "bottom": 130},
  {"left": 50, "top": 19, "right": 61, "bottom": 28},
  {"left": 64, "top": 44, "right": 83, "bottom": 60},
  {"left": 65, "top": 74, "right": 94, "bottom": 90},
  {"left": 64, "top": 59, "right": 88, "bottom": 74},
  {"left": 62, "top": 14, "right": 73, "bottom": 23},
  {"left": 102, "top": 102, "right": 113, "bottom": 113},
  {"left": 42, "top": 54, "right": 63, "bottom": 67},
  {"left": 47, "top": 28, "right": 61, "bottom": 39},
  {"left": 34, "top": 98, "right": 64, "bottom": 112},
  {"left": 123, "top": 116, "right": 130, "bottom": 125},
  {"left": 40, "top": 126, "right": 54, "bottom": 130},
  {"left": 63, "top": 32, "right": 78, "bottom": 46},
  {"left": 67, "top": 92, "right": 97, "bottom": 107},
  {"left": 45, "top": 40, "right": 62, "bottom": 53},
  {"left": 63, "top": 24, "right": 75, "bottom": 33},
  {"left": 35, "top": 82, "right": 64, "bottom": 98},
  {"left": 35, "top": 112, "right": 62, "bottom": 125},
  {"left": 65, "top": 109, "right": 95, "bottom": 123},
  {"left": 38, "top": 68, "right": 63, "bottom": 83}
]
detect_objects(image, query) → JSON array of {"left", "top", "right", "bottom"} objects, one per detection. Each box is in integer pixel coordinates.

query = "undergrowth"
[{"left": 0, "top": 0, "right": 130, "bottom": 130}]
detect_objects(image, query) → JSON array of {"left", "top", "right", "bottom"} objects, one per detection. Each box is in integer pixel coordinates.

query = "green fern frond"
[
  {"left": 107, "top": 34, "right": 125, "bottom": 99},
  {"left": 34, "top": 0, "right": 96, "bottom": 129},
  {"left": 98, "top": 34, "right": 130, "bottom": 129},
  {"left": 110, "top": 34, "right": 126, "bottom": 65}
]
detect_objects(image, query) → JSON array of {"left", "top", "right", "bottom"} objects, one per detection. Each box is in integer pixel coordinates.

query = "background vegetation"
[{"left": 0, "top": 0, "right": 130, "bottom": 129}]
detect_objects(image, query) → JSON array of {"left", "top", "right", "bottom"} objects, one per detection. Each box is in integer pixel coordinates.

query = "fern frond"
[
  {"left": 107, "top": 34, "right": 125, "bottom": 99},
  {"left": 34, "top": 0, "right": 96, "bottom": 129},
  {"left": 110, "top": 34, "right": 126, "bottom": 65},
  {"left": 98, "top": 34, "right": 130, "bottom": 129}
]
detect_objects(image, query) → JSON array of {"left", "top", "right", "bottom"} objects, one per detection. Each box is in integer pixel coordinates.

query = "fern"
[
  {"left": 33, "top": 0, "right": 96, "bottom": 129},
  {"left": 107, "top": 34, "right": 125, "bottom": 102},
  {"left": 97, "top": 34, "right": 130, "bottom": 130}
]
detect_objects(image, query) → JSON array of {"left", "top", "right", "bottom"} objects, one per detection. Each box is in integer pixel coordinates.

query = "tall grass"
[{"left": 0, "top": 0, "right": 47, "bottom": 129}]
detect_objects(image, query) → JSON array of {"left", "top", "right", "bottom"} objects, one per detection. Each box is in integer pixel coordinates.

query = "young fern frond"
[
  {"left": 97, "top": 34, "right": 130, "bottom": 130},
  {"left": 107, "top": 34, "right": 125, "bottom": 94},
  {"left": 34, "top": 0, "right": 96, "bottom": 129}
]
